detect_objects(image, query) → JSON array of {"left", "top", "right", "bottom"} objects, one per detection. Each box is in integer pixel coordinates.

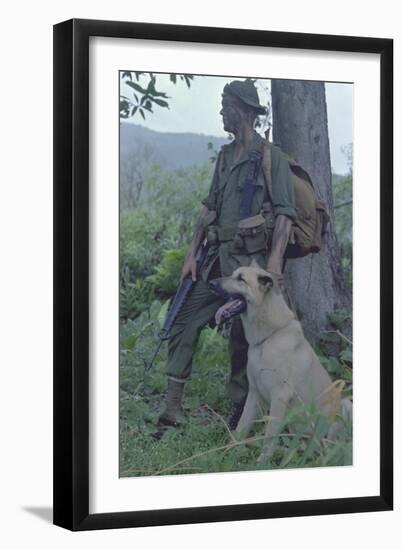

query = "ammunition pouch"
[
  {"left": 207, "top": 214, "right": 269, "bottom": 254},
  {"left": 235, "top": 214, "right": 267, "bottom": 253}
]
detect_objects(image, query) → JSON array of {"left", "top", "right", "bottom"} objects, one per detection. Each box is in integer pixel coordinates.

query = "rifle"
[{"left": 146, "top": 239, "right": 210, "bottom": 372}]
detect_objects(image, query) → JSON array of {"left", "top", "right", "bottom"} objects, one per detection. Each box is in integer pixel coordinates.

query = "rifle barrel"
[{"left": 146, "top": 339, "right": 163, "bottom": 372}]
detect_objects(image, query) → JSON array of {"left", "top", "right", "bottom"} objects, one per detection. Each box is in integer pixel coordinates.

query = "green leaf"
[
  {"left": 146, "top": 80, "right": 169, "bottom": 98},
  {"left": 328, "top": 308, "right": 350, "bottom": 327},
  {"left": 158, "top": 299, "right": 171, "bottom": 329},
  {"left": 139, "top": 108, "right": 146, "bottom": 120},
  {"left": 152, "top": 98, "right": 169, "bottom": 108},
  {"left": 280, "top": 422, "right": 307, "bottom": 467},
  {"left": 340, "top": 348, "right": 352, "bottom": 363},
  {"left": 169, "top": 74, "right": 177, "bottom": 84},
  {"left": 319, "top": 332, "right": 340, "bottom": 343},
  {"left": 126, "top": 81, "right": 148, "bottom": 94},
  {"left": 149, "top": 300, "right": 163, "bottom": 320},
  {"left": 324, "top": 356, "right": 341, "bottom": 374},
  {"left": 147, "top": 75, "right": 157, "bottom": 93},
  {"left": 342, "top": 366, "right": 353, "bottom": 382},
  {"left": 297, "top": 416, "right": 328, "bottom": 465},
  {"left": 120, "top": 99, "right": 130, "bottom": 118},
  {"left": 124, "top": 334, "right": 137, "bottom": 350},
  {"left": 141, "top": 321, "right": 153, "bottom": 333}
]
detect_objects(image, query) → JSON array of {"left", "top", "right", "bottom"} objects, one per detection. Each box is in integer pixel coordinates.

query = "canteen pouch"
[{"left": 233, "top": 214, "right": 267, "bottom": 254}]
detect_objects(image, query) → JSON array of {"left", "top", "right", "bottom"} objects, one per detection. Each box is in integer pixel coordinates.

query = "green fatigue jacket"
[{"left": 200, "top": 131, "right": 296, "bottom": 279}]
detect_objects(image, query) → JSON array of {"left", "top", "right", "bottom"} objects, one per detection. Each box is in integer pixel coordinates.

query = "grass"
[{"left": 119, "top": 303, "right": 353, "bottom": 478}]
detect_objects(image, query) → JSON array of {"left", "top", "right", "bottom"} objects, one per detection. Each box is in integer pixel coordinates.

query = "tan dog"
[{"left": 210, "top": 264, "right": 352, "bottom": 460}]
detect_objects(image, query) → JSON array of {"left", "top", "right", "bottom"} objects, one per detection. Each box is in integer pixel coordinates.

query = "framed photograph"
[{"left": 53, "top": 19, "right": 393, "bottom": 530}]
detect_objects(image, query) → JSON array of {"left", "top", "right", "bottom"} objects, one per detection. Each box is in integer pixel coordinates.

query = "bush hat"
[{"left": 223, "top": 79, "right": 267, "bottom": 115}]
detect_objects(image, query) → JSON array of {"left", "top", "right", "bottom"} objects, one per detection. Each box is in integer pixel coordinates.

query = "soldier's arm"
[
  {"left": 188, "top": 206, "right": 209, "bottom": 257},
  {"left": 266, "top": 146, "right": 296, "bottom": 274},
  {"left": 266, "top": 214, "right": 292, "bottom": 275}
]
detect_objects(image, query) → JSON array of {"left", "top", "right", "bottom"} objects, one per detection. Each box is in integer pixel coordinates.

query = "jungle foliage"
[
  {"left": 119, "top": 160, "right": 353, "bottom": 477},
  {"left": 120, "top": 72, "right": 194, "bottom": 121}
]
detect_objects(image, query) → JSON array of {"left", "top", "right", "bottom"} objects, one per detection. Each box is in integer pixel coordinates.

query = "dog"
[{"left": 210, "top": 264, "right": 352, "bottom": 460}]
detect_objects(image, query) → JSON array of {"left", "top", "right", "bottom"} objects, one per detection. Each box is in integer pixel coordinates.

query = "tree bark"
[{"left": 271, "top": 80, "right": 351, "bottom": 345}]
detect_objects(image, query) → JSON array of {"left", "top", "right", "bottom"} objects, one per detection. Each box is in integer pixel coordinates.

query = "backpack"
[{"left": 261, "top": 141, "right": 329, "bottom": 259}]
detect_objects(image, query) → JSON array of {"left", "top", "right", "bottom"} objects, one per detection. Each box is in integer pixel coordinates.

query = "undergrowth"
[{"left": 120, "top": 301, "right": 352, "bottom": 477}]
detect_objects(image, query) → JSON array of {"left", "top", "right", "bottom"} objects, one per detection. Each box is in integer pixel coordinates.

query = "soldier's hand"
[{"left": 181, "top": 255, "right": 197, "bottom": 282}]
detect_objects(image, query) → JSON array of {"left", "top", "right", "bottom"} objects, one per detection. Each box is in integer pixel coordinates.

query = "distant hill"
[{"left": 120, "top": 123, "right": 229, "bottom": 170}]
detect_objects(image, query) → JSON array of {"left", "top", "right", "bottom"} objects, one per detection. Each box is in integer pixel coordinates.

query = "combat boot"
[
  {"left": 158, "top": 379, "right": 186, "bottom": 427},
  {"left": 227, "top": 397, "right": 247, "bottom": 431}
]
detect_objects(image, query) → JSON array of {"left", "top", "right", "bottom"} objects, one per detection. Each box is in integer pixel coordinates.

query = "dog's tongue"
[{"left": 215, "top": 298, "right": 245, "bottom": 325}]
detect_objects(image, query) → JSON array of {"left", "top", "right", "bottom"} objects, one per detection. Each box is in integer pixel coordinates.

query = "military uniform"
[{"left": 166, "top": 131, "right": 296, "bottom": 404}]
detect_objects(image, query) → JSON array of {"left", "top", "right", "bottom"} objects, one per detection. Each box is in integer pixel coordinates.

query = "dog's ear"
[
  {"left": 258, "top": 274, "right": 273, "bottom": 289},
  {"left": 250, "top": 258, "right": 260, "bottom": 269}
]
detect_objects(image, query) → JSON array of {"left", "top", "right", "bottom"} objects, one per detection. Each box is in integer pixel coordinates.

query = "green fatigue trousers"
[{"left": 165, "top": 264, "right": 249, "bottom": 405}]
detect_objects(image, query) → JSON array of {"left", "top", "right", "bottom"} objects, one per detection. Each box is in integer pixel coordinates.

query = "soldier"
[{"left": 158, "top": 79, "right": 297, "bottom": 429}]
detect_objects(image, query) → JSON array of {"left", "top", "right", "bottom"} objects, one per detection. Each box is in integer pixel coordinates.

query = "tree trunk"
[{"left": 271, "top": 80, "right": 351, "bottom": 345}]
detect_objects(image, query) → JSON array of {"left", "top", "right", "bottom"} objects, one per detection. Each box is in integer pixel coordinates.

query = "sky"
[{"left": 121, "top": 73, "right": 353, "bottom": 175}]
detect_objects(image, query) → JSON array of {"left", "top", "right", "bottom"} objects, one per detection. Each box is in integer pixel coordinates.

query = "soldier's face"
[{"left": 220, "top": 94, "right": 245, "bottom": 133}]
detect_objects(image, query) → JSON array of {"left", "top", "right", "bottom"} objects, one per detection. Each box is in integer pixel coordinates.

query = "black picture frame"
[{"left": 53, "top": 18, "right": 393, "bottom": 531}]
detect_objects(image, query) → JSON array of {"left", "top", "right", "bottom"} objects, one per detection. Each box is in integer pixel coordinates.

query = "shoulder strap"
[
  {"left": 261, "top": 141, "right": 273, "bottom": 200},
  {"left": 239, "top": 150, "right": 262, "bottom": 219}
]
